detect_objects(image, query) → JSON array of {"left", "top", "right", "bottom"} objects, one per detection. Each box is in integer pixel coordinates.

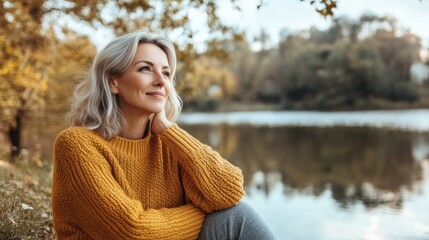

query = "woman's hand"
[{"left": 151, "top": 109, "right": 172, "bottom": 134}]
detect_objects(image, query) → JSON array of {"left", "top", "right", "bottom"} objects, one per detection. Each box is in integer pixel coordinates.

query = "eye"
[
  {"left": 162, "top": 71, "right": 170, "bottom": 78},
  {"left": 138, "top": 66, "right": 151, "bottom": 72}
]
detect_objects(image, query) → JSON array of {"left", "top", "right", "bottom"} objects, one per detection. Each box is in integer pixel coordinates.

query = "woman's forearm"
[{"left": 160, "top": 124, "right": 245, "bottom": 212}]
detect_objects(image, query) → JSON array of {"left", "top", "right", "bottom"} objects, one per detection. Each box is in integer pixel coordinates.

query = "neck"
[{"left": 120, "top": 112, "right": 151, "bottom": 140}]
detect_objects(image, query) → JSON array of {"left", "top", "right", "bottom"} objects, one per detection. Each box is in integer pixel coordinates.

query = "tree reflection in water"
[{"left": 181, "top": 124, "right": 427, "bottom": 210}]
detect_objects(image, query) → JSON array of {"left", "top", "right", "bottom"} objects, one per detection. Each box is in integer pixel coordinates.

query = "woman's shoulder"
[{"left": 55, "top": 126, "right": 105, "bottom": 146}]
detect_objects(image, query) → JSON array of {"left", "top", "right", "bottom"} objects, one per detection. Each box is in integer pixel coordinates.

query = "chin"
[{"left": 146, "top": 105, "right": 165, "bottom": 114}]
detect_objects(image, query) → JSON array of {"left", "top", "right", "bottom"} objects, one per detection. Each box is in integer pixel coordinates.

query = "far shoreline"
[{"left": 182, "top": 100, "right": 429, "bottom": 113}]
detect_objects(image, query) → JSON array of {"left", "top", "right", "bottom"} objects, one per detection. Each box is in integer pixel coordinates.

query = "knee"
[
  {"left": 227, "top": 201, "right": 257, "bottom": 220},
  {"left": 230, "top": 201, "right": 251, "bottom": 213},
  {"left": 203, "top": 201, "right": 257, "bottom": 225}
]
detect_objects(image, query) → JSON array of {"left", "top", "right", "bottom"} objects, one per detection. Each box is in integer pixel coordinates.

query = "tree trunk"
[{"left": 8, "top": 109, "right": 23, "bottom": 161}]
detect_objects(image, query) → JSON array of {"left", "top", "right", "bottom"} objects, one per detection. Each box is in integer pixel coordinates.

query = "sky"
[
  {"left": 216, "top": 0, "right": 429, "bottom": 48},
  {"left": 87, "top": 0, "right": 429, "bottom": 53}
]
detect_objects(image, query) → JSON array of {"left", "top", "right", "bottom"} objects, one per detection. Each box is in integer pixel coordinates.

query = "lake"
[{"left": 179, "top": 110, "right": 429, "bottom": 240}]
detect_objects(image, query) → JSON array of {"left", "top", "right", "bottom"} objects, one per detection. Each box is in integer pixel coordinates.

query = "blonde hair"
[{"left": 67, "top": 30, "right": 182, "bottom": 139}]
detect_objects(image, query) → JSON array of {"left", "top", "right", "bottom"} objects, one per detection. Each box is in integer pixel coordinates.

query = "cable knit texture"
[{"left": 52, "top": 124, "right": 244, "bottom": 240}]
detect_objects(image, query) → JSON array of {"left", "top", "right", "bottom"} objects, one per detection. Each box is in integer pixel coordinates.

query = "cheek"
[
  {"left": 165, "top": 81, "right": 173, "bottom": 96},
  {"left": 132, "top": 79, "right": 148, "bottom": 90},
  {"left": 121, "top": 74, "right": 147, "bottom": 90}
]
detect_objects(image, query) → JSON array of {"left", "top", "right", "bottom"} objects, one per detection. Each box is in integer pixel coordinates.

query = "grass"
[{"left": 0, "top": 160, "right": 55, "bottom": 240}]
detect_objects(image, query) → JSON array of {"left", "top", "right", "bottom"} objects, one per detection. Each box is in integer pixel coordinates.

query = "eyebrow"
[{"left": 134, "top": 60, "right": 170, "bottom": 70}]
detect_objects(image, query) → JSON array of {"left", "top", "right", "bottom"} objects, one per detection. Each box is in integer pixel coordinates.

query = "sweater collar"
[{"left": 108, "top": 132, "right": 153, "bottom": 158}]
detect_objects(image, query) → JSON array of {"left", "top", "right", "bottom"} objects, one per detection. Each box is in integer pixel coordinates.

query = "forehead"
[{"left": 133, "top": 43, "right": 169, "bottom": 66}]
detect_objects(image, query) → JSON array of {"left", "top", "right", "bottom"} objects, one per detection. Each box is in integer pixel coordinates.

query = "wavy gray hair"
[{"left": 67, "top": 30, "right": 182, "bottom": 139}]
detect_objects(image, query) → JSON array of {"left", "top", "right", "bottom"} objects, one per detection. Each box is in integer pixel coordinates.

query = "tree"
[
  {"left": 184, "top": 57, "right": 237, "bottom": 100},
  {"left": 44, "top": 31, "right": 97, "bottom": 120},
  {"left": 300, "top": 0, "right": 337, "bottom": 17},
  {"left": 260, "top": 14, "right": 423, "bottom": 109},
  {"left": 0, "top": 0, "right": 54, "bottom": 159},
  {"left": 230, "top": 40, "right": 259, "bottom": 101},
  {"left": 373, "top": 30, "right": 421, "bottom": 81},
  {"left": 298, "top": 0, "right": 424, "bottom": 18},
  {"left": 0, "top": 0, "right": 242, "bottom": 159}
]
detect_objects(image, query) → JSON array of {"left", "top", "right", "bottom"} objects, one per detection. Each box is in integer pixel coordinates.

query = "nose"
[{"left": 153, "top": 70, "right": 166, "bottom": 87}]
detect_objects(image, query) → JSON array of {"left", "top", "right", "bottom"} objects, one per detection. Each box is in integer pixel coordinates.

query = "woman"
[{"left": 52, "top": 30, "right": 274, "bottom": 240}]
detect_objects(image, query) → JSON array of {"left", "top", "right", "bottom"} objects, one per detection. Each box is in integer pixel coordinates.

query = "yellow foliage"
[
  {"left": 184, "top": 57, "right": 238, "bottom": 100},
  {"left": 301, "top": 0, "right": 337, "bottom": 17},
  {"left": 0, "top": 0, "right": 241, "bottom": 148},
  {"left": 0, "top": 33, "right": 53, "bottom": 126},
  {"left": 45, "top": 32, "right": 96, "bottom": 117}
]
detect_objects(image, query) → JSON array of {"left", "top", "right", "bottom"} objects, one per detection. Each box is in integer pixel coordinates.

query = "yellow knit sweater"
[{"left": 51, "top": 124, "right": 244, "bottom": 240}]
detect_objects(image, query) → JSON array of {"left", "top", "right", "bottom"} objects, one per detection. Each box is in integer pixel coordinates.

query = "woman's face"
[{"left": 110, "top": 43, "right": 171, "bottom": 116}]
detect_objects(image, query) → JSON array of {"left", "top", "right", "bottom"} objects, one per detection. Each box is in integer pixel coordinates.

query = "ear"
[{"left": 109, "top": 78, "right": 119, "bottom": 94}]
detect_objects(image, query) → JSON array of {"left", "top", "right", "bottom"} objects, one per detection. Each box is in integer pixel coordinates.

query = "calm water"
[{"left": 179, "top": 110, "right": 429, "bottom": 240}]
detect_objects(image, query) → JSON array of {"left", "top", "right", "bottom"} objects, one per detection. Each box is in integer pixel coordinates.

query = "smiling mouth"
[{"left": 146, "top": 92, "right": 165, "bottom": 99}]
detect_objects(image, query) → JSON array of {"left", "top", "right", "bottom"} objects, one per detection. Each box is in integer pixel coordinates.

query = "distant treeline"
[{"left": 184, "top": 14, "right": 428, "bottom": 111}]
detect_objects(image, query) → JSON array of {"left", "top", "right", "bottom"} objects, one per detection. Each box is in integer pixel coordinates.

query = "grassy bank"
[{"left": 0, "top": 160, "right": 54, "bottom": 240}]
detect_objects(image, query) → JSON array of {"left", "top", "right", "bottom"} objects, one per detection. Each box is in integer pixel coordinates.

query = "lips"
[{"left": 146, "top": 91, "right": 165, "bottom": 99}]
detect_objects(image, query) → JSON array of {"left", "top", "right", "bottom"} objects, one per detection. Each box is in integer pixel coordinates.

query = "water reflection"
[{"left": 181, "top": 124, "right": 427, "bottom": 210}]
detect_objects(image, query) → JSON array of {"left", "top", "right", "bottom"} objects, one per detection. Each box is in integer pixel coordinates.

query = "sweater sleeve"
[
  {"left": 159, "top": 124, "right": 245, "bottom": 213},
  {"left": 52, "top": 129, "right": 205, "bottom": 240}
]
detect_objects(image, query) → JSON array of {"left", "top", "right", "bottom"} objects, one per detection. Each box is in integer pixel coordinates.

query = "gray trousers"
[{"left": 198, "top": 201, "right": 276, "bottom": 240}]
